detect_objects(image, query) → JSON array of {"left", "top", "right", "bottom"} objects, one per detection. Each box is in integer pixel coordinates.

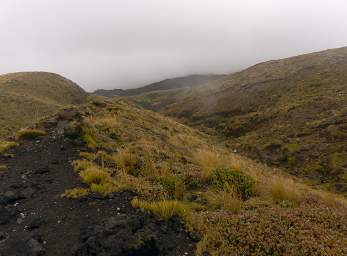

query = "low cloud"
[{"left": 1, "top": 0, "right": 347, "bottom": 91}]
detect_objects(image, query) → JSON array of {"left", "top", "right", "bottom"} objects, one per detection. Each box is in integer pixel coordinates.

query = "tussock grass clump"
[
  {"left": 80, "top": 167, "right": 110, "bottom": 185},
  {"left": 16, "top": 129, "right": 46, "bottom": 140},
  {"left": 267, "top": 175, "right": 303, "bottom": 205},
  {"left": 0, "top": 141, "right": 18, "bottom": 154},
  {"left": 82, "top": 133, "right": 97, "bottom": 149},
  {"left": 61, "top": 188, "right": 89, "bottom": 198},
  {"left": 72, "top": 159, "right": 96, "bottom": 173},
  {"left": 193, "top": 149, "right": 225, "bottom": 179},
  {"left": 90, "top": 182, "right": 121, "bottom": 196},
  {"left": 79, "top": 152, "right": 97, "bottom": 161},
  {"left": 160, "top": 175, "right": 186, "bottom": 200},
  {"left": 131, "top": 198, "right": 191, "bottom": 220},
  {"left": 209, "top": 167, "right": 255, "bottom": 199},
  {"left": 203, "top": 185, "right": 242, "bottom": 213},
  {"left": 112, "top": 148, "right": 138, "bottom": 174}
]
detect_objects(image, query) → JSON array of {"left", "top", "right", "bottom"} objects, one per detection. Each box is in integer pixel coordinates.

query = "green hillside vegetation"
[
  {"left": 61, "top": 99, "right": 346, "bottom": 255},
  {"left": 0, "top": 72, "right": 87, "bottom": 137},
  {"left": 143, "top": 47, "right": 347, "bottom": 193}
]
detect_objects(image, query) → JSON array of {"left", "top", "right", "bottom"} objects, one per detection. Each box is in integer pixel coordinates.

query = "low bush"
[
  {"left": 16, "top": 129, "right": 46, "bottom": 140},
  {"left": 196, "top": 204, "right": 347, "bottom": 256},
  {"left": 209, "top": 167, "right": 255, "bottom": 199}
]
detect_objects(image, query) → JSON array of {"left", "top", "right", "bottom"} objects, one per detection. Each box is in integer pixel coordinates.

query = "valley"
[
  {"left": 111, "top": 47, "right": 347, "bottom": 194},
  {"left": 0, "top": 47, "right": 347, "bottom": 255}
]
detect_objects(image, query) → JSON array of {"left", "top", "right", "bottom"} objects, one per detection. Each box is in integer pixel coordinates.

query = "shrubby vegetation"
[{"left": 62, "top": 100, "right": 347, "bottom": 255}]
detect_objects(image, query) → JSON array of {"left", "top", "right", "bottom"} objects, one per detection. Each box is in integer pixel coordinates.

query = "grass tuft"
[
  {"left": 16, "top": 129, "right": 46, "bottom": 140},
  {"left": 0, "top": 141, "right": 18, "bottom": 154},
  {"left": 61, "top": 188, "right": 89, "bottom": 198},
  {"left": 131, "top": 198, "right": 191, "bottom": 220},
  {"left": 80, "top": 166, "right": 110, "bottom": 185},
  {"left": 267, "top": 176, "right": 303, "bottom": 205},
  {"left": 203, "top": 185, "right": 242, "bottom": 213}
]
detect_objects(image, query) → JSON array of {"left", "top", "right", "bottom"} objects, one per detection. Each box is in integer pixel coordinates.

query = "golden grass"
[
  {"left": 112, "top": 148, "right": 137, "bottom": 173},
  {"left": 61, "top": 188, "right": 89, "bottom": 198},
  {"left": 203, "top": 185, "right": 242, "bottom": 213},
  {"left": 0, "top": 141, "right": 18, "bottom": 154},
  {"left": 72, "top": 159, "right": 96, "bottom": 173},
  {"left": 193, "top": 148, "right": 235, "bottom": 180},
  {"left": 80, "top": 166, "right": 110, "bottom": 185},
  {"left": 79, "top": 152, "right": 97, "bottom": 161},
  {"left": 16, "top": 128, "right": 46, "bottom": 140},
  {"left": 311, "top": 189, "right": 347, "bottom": 208},
  {"left": 131, "top": 198, "right": 191, "bottom": 220},
  {"left": 266, "top": 175, "right": 304, "bottom": 205}
]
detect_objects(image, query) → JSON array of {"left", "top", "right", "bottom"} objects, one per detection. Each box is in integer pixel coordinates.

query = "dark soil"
[{"left": 0, "top": 122, "right": 195, "bottom": 256}]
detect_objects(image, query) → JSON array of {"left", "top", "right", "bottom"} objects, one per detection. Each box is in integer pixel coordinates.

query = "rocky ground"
[{"left": 0, "top": 119, "right": 195, "bottom": 256}]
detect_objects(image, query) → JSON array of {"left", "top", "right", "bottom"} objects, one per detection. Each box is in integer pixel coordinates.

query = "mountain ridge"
[{"left": 93, "top": 74, "right": 225, "bottom": 97}]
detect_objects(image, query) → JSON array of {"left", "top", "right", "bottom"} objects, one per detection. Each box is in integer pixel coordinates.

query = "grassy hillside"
[
  {"left": 140, "top": 47, "right": 347, "bottom": 193},
  {"left": 55, "top": 99, "right": 346, "bottom": 255},
  {"left": 0, "top": 72, "right": 87, "bottom": 137},
  {"left": 94, "top": 74, "right": 224, "bottom": 97}
]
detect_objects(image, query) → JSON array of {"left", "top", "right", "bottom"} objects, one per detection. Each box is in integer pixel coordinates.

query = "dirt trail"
[{"left": 0, "top": 121, "right": 195, "bottom": 256}]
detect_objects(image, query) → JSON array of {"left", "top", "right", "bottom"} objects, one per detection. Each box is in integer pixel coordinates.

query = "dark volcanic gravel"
[{"left": 0, "top": 123, "right": 195, "bottom": 256}]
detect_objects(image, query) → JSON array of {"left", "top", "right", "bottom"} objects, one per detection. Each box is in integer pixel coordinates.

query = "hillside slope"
[
  {"left": 1, "top": 99, "right": 346, "bottom": 255},
  {"left": 0, "top": 72, "right": 87, "bottom": 137},
  {"left": 94, "top": 74, "right": 224, "bottom": 97},
  {"left": 150, "top": 47, "right": 347, "bottom": 193}
]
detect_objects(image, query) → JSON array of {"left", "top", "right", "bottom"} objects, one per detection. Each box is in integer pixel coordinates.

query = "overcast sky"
[{"left": 1, "top": 0, "right": 347, "bottom": 91}]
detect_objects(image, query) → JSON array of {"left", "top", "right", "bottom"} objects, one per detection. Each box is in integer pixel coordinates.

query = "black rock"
[
  {"left": 27, "top": 238, "right": 45, "bottom": 256},
  {"left": 0, "top": 232, "right": 9, "bottom": 243},
  {"left": 27, "top": 217, "right": 46, "bottom": 230},
  {"left": 0, "top": 206, "right": 15, "bottom": 225},
  {"left": 0, "top": 190, "right": 24, "bottom": 205}
]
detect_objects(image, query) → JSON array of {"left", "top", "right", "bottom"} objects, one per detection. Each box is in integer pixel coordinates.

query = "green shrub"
[{"left": 209, "top": 167, "right": 255, "bottom": 199}]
